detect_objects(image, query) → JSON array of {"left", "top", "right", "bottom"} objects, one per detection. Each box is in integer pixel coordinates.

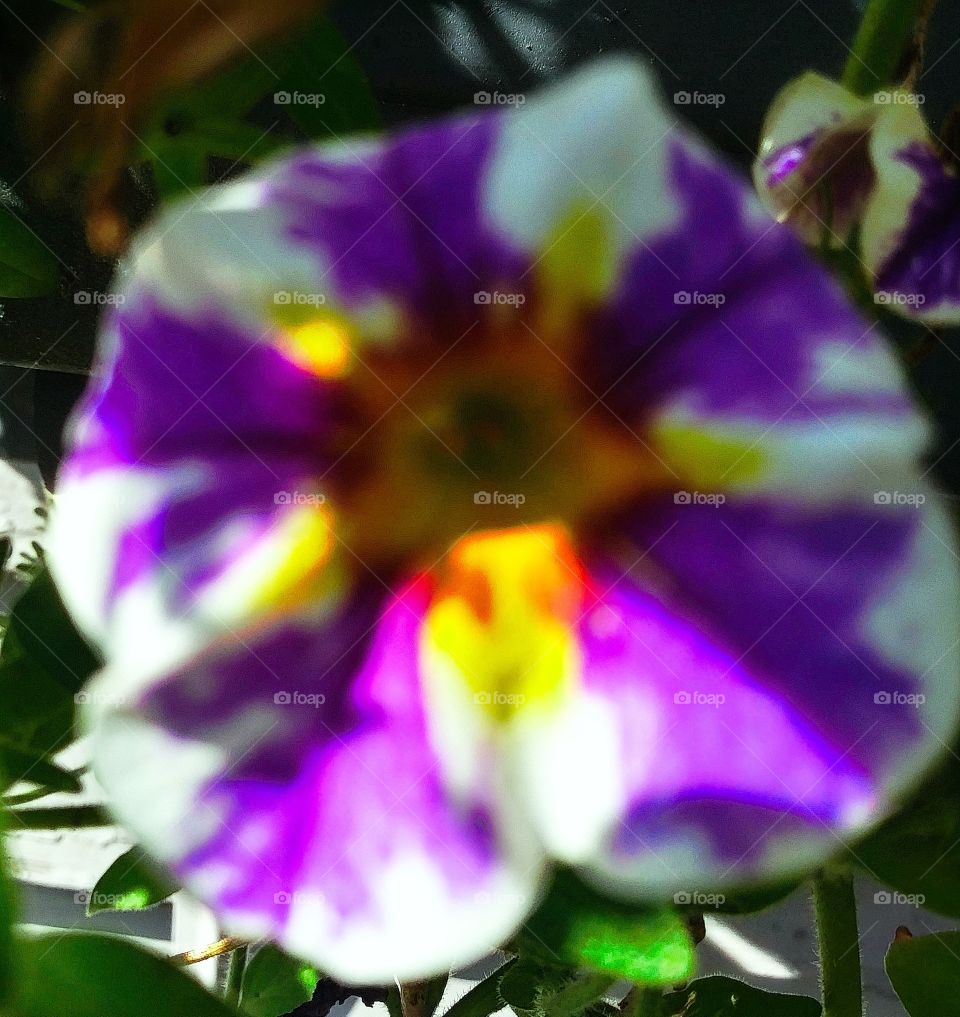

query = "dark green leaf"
[
  {"left": 0, "top": 565, "right": 98, "bottom": 756},
  {"left": 851, "top": 750, "right": 960, "bottom": 918},
  {"left": 6, "top": 933, "right": 238, "bottom": 1017},
  {"left": 518, "top": 872, "right": 695, "bottom": 985},
  {"left": 0, "top": 815, "right": 13, "bottom": 1007},
  {"left": 274, "top": 19, "right": 380, "bottom": 138},
  {"left": 0, "top": 737, "right": 82, "bottom": 794},
  {"left": 499, "top": 960, "right": 612, "bottom": 1017},
  {"left": 240, "top": 943, "right": 319, "bottom": 1017},
  {"left": 0, "top": 205, "right": 59, "bottom": 298},
  {"left": 885, "top": 931, "right": 960, "bottom": 1017},
  {"left": 662, "top": 976, "right": 821, "bottom": 1016},
  {"left": 443, "top": 959, "right": 517, "bottom": 1017},
  {"left": 86, "top": 847, "right": 179, "bottom": 915}
]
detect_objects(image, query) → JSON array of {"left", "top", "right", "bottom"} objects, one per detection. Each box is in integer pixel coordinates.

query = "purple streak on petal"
[
  {"left": 155, "top": 581, "right": 503, "bottom": 928},
  {"left": 268, "top": 116, "right": 530, "bottom": 337},
  {"left": 874, "top": 143, "right": 960, "bottom": 312},
  {"left": 762, "top": 131, "right": 818, "bottom": 187},
  {"left": 579, "top": 567, "right": 873, "bottom": 832},
  {"left": 67, "top": 298, "right": 332, "bottom": 476},
  {"left": 611, "top": 496, "right": 925, "bottom": 774},
  {"left": 139, "top": 580, "right": 386, "bottom": 782},
  {"left": 586, "top": 141, "right": 913, "bottom": 425}
]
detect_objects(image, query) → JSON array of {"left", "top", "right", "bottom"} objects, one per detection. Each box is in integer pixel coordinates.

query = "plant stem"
[
  {"left": 621, "top": 986, "right": 663, "bottom": 1017},
  {"left": 813, "top": 866, "right": 863, "bottom": 1017},
  {"left": 548, "top": 973, "right": 615, "bottom": 1017},
  {"left": 224, "top": 943, "right": 248, "bottom": 1006},
  {"left": 171, "top": 935, "right": 248, "bottom": 966},
  {"left": 841, "top": 0, "right": 925, "bottom": 96}
]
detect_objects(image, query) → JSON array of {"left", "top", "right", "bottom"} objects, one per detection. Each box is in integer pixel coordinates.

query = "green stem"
[
  {"left": 621, "top": 986, "right": 663, "bottom": 1017},
  {"left": 841, "top": 0, "right": 924, "bottom": 96},
  {"left": 813, "top": 866, "right": 863, "bottom": 1017},
  {"left": 224, "top": 943, "right": 247, "bottom": 1007},
  {"left": 547, "top": 974, "right": 615, "bottom": 1017}
]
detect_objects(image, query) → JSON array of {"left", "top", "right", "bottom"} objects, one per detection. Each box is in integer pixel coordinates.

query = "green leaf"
[
  {"left": 5, "top": 933, "right": 238, "bottom": 1017},
  {"left": 703, "top": 880, "right": 800, "bottom": 915},
  {"left": 239, "top": 943, "right": 319, "bottom": 1017},
  {"left": 885, "top": 932, "right": 960, "bottom": 1017},
  {"left": 0, "top": 205, "right": 59, "bottom": 298},
  {"left": 0, "top": 564, "right": 98, "bottom": 756},
  {"left": 850, "top": 750, "right": 960, "bottom": 918},
  {"left": 443, "top": 959, "right": 517, "bottom": 1017},
  {"left": 0, "top": 737, "right": 82, "bottom": 794},
  {"left": 274, "top": 19, "right": 381, "bottom": 138},
  {"left": 517, "top": 872, "right": 695, "bottom": 985},
  {"left": 661, "top": 976, "right": 821, "bottom": 1016},
  {"left": 86, "top": 847, "right": 179, "bottom": 915},
  {"left": 499, "top": 960, "right": 612, "bottom": 1017},
  {"left": 0, "top": 815, "right": 14, "bottom": 1007}
]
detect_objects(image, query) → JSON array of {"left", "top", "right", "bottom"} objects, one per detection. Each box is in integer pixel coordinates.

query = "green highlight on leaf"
[
  {"left": 517, "top": 871, "right": 695, "bottom": 986},
  {"left": 885, "top": 931, "right": 960, "bottom": 1017},
  {"left": 86, "top": 847, "right": 179, "bottom": 915},
  {"left": 240, "top": 943, "right": 318, "bottom": 1017}
]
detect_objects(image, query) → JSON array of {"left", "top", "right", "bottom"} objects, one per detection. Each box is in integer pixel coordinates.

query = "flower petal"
[
  {"left": 586, "top": 139, "right": 926, "bottom": 504},
  {"left": 88, "top": 582, "right": 545, "bottom": 982},
  {"left": 578, "top": 492, "right": 959, "bottom": 893},
  {"left": 753, "top": 71, "right": 876, "bottom": 245},
  {"left": 863, "top": 102, "right": 960, "bottom": 324}
]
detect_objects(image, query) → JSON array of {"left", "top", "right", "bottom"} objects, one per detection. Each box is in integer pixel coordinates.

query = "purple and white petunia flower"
[
  {"left": 49, "top": 58, "right": 959, "bottom": 982},
  {"left": 755, "top": 71, "right": 960, "bottom": 323}
]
